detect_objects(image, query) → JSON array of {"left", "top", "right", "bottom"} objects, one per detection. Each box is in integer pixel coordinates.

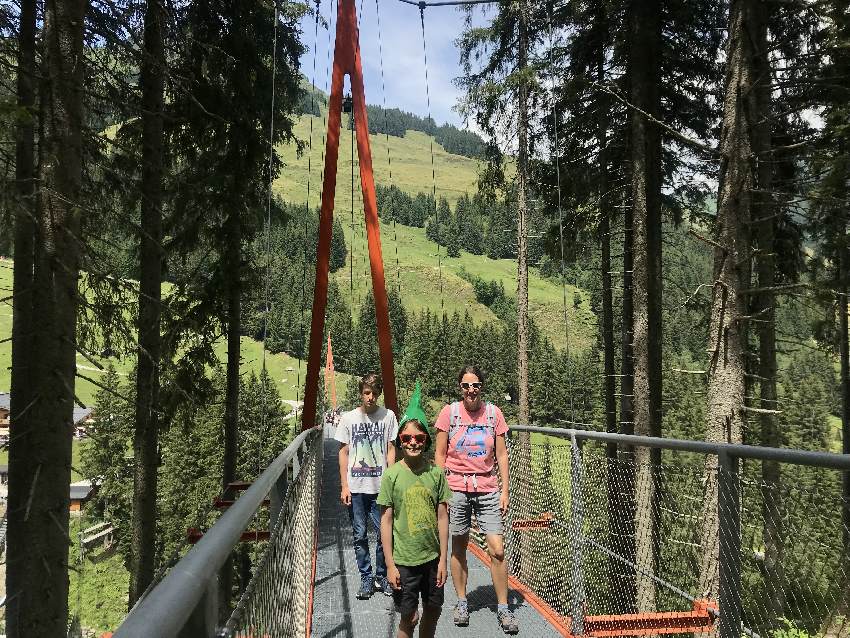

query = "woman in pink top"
[{"left": 434, "top": 365, "right": 518, "bottom": 634}]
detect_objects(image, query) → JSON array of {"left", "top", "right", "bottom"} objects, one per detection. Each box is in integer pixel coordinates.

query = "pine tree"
[
  {"left": 81, "top": 366, "right": 134, "bottom": 564},
  {"left": 7, "top": 0, "right": 88, "bottom": 632},
  {"left": 700, "top": 0, "right": 765, "bottom": 601},
  {"left": 130, "top": 0, "right": 166, "bottom": 605}
]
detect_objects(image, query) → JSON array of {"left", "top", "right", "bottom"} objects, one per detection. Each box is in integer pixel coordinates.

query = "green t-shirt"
[{"left": 377, "top": 460, "right": 452, "bottom": 567}]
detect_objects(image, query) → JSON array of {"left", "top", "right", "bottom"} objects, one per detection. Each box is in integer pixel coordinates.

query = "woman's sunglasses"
[
  {"left": 460, "top": 382, "right": 482, "bottom": 390},
  {"left": 400, "top": 433, "right": 428, "bottom": 444}
]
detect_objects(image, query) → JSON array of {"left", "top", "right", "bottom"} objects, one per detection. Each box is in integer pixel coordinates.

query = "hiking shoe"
[
  {"left": 374, "top": 576, "right": 393, "bottom": 596},
  {"left": 356, "top": 576, "right": 374, "bottom": 600},
  {"left": 453, "top": 602, "right": 470, "bottom": 626},
  {"left": 498, "top": 609, "right": 519, "bottom": 634}
]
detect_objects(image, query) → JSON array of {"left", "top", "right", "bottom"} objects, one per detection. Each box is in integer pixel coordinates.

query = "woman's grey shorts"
[{"left": 449, "top": 490, "right": 503, "bottom": 537}]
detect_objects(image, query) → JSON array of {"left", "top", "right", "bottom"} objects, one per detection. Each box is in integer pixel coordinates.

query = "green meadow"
[{"left": 275, "top": 112, "right": 485, "bottom": 209}]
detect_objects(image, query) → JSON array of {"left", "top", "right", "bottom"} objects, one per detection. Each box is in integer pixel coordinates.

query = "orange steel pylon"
[{"left": 301, "top": 0, "right": 397, "bottom": 431}]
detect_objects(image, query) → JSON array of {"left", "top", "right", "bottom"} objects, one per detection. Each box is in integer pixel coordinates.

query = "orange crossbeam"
[
  {"left": 468, "top": 541, "right": 715, "bottom": 638},
  {"left": 583, "top": 600, "right": 716, "bottom": 637},
  {"left": 512, "top": 511, "right": 555, "bottom": 531}
]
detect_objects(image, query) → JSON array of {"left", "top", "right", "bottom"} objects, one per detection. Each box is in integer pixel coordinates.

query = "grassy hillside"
[
  {"left": 275, "top": 111, "right": 483, "bottom": 209},
  {"left": 332, "top": 219, "right": 597, "bottom": 352},
  {"left": 0, "top": 110, "right": 590, "bottom": 407},
  {"left": 273, "top": 109, "right": 594, "bottom": 351}
]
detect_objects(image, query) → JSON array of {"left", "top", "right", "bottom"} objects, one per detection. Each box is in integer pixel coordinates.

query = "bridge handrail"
[
  {"left": 113, "top": 426, "right": 319, "bottom": 638},
  {"left": 510, "top": 424, "right": 850, "bottom": 470}
]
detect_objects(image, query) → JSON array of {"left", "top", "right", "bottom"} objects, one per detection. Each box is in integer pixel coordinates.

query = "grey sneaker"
[
  {"left": 498, "top": 609, "right": 519, "bottom": 634},
  {"left": 374, "top": 576, "right": 393, "bottom": 596},
  {"left": 453, "top": 602, "right": 470, "bottom": 626},
  {"left": 356, "top": 576, "right": 373, "bottom": 600}
]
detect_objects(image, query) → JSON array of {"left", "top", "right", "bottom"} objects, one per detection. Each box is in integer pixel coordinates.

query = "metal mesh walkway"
[{"left": 311, "top": 432, "right": 565, "bottom": 637}]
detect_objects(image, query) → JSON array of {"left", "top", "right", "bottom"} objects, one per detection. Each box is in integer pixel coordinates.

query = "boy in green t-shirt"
[{"left": 378, "top": 384, "right": 451, "bottom": 638}]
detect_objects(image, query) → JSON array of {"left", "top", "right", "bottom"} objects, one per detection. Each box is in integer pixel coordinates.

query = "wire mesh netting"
[
  {"left": 502, "top": 432, "right": 850, "bottom": 638},
  {"left": 223, "top": 429, "right": 323, "bottom": 638}
]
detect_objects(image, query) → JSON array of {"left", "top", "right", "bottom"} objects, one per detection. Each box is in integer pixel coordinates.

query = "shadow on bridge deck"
[{"left": 311, "top": 435, "right": 564, "bottom": 637}]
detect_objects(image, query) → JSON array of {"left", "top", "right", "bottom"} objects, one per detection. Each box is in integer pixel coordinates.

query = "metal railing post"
[
  {"left": 718, "top": 450, "right": 742, "bottom": 638},
  {"left": 570, "top": 434, "right": 586, "bottom": 634},
  {"left": 177, "top": 577, "right": 219, "bottom": 638}
]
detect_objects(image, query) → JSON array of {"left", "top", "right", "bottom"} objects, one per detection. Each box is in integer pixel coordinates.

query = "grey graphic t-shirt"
[{"left": 334, "top": 406, "right": 399, "bottom": 494}]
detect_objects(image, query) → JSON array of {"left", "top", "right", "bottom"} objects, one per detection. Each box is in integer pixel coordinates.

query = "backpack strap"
[
  {"left": 449, "top": 401, "right": 463, "bottom": 441},
  {"left": 485, "top": 402, "right": 496, "bottom": 428}
]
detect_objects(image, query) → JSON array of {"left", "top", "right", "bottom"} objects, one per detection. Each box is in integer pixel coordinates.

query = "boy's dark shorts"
[{"left": 391, "top": 558, "right": 444, "bottom": 616}]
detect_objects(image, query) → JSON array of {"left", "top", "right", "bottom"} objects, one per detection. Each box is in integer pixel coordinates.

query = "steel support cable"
[
  {"left": 373, "top": 0, "right": 402, "bottom": 293},
  {"left": 355, "top": 0, "right": 369, "bottom": 312},
  {"left": 259, "top": 0, "right": 281, "bottom": 483},
  {"left": 545, "top": 2, "right": 574, "bottom": 422},
  {"left": 397, "top": 0, "right": 516, "bottom": 6},
  {"left": 296, "top": 0, "right": 324, "bottom": 420},
  {"left": 418, "top": 4, "right": 444, "bottom": 315}
]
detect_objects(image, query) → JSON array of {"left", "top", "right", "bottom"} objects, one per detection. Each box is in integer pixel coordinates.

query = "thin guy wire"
[
  {"left": 297, "top": 0, "right": 323, "bottom": 416},
  {"left": 419, "top": 5, "right": 444, "bottom": 313},
  {"left": 374, "top": 0, "right": 401, "bottom": 294},
  {"left": 260, "top": 1, "right": 280, "bottom": 479},
  {"left": 546, "top": 1, "right": 574, "bottom": 422},
  {"left": 350, "top": 97, "right": 356, "bottom": 328}
]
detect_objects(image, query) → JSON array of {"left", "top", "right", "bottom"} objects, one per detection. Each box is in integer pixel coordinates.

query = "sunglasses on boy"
[
  {"left": 460, "top": 381, "right": 482, "bottom": 390},
  {"left": 400, "top": 433, "right": 428, "bottom": 445}
]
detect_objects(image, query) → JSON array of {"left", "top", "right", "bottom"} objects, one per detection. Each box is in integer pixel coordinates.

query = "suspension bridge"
[
  {"left": 107, "top": 0, "right": 850, "bottom": 635},
  {"left": 112, "top": 424, "right": 850, "bottom": 638}
]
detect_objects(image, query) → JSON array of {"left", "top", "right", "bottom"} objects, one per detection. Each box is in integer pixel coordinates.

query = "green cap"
[{"left": 399, "top": 381, "right": 428, "bottom": 427}]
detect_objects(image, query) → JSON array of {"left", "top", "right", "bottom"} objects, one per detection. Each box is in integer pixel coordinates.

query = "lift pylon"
[{"left": 301, "top": 0, "right": 397, "bottom": 430}]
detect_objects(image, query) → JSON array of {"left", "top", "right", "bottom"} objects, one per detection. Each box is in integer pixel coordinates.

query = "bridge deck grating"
[{"left": 311, "top": 434, "right": 564, "bottom": 637}]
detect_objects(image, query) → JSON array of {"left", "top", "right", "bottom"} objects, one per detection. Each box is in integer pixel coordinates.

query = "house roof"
[
  {"left": 0, "top": 395, "right": 90, "bottom": 425},
  {"left": 73, "top": 407, "right": 94, "bottom": 425},
  {"left": 70, "top": 480, "right": 93, "bottom": 500}
]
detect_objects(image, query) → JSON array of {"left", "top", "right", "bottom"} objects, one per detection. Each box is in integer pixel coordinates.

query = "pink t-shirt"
[{"left": 435, "top": 402, "right": 508, "bottom": 493}]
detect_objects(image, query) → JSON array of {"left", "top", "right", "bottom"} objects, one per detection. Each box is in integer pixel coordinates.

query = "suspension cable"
[
  {"left": 545, "top": 1, "right": 574, "bottom": 422},
  {"left": 260, "top": 0, "right": 281, "bottom": 483},
  {"left": 297, "top": 0, "right": 323, "bottom": 421},
  {"left": 418, "top": 4, "right": 444, "bottom": 314},
  {"left": 397, "top": 0, "right": 509, "bottom": 6},
  {"left": 374, "top": 0, "right": 402, "bottom": 294}
]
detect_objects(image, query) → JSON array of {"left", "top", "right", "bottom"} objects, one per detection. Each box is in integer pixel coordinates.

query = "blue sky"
[{"left": 298, "top": 1, "right": 482, "bottom": 130}]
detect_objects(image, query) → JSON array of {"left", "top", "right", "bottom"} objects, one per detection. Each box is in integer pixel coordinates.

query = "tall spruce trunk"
[
  {"left": 628, "top": 0, "right": 663, "bottom": 611},
  {"left": 823, "top": 223, "right": 850, "bottom": 637},
  {"left": 220, "top": 206, "right": 241, "bottom": 612},
  {"left": 618, "top": 186, "right": 637, "bottom": 613},
  {"left": 7, "top": 0, "right": 37, "bottom": 631},
  {"left": 752, "top": 12, "right": 784, "bottom": 617},
  {"left": 840, "top": 236, "right": 850, "bottom": 578},
  {"left": 7, "top": 0, "right": 86, "bottom": 634},
  {"left": 597, "top": 28, "right": 621, "bottom": 609},
  {"left": 223, "top": 207, "right": 240, "bottom": 494},
  {"left": 513, "top": 0, "right": 535, "bottom": 587},
  {"left": 516, "top": 0, "right": 530, "bottom": 426},
  {"left": 699, "top": 0, "right": 759, "bottom": 600},
  {"left": 129, "top": 0, "right": 165, "bottom": 607}
]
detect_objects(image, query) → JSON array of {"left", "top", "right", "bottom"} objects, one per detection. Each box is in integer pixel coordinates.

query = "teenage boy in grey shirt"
[{"left": 335, "top": 373, "right": 399, "bottom": 599}]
